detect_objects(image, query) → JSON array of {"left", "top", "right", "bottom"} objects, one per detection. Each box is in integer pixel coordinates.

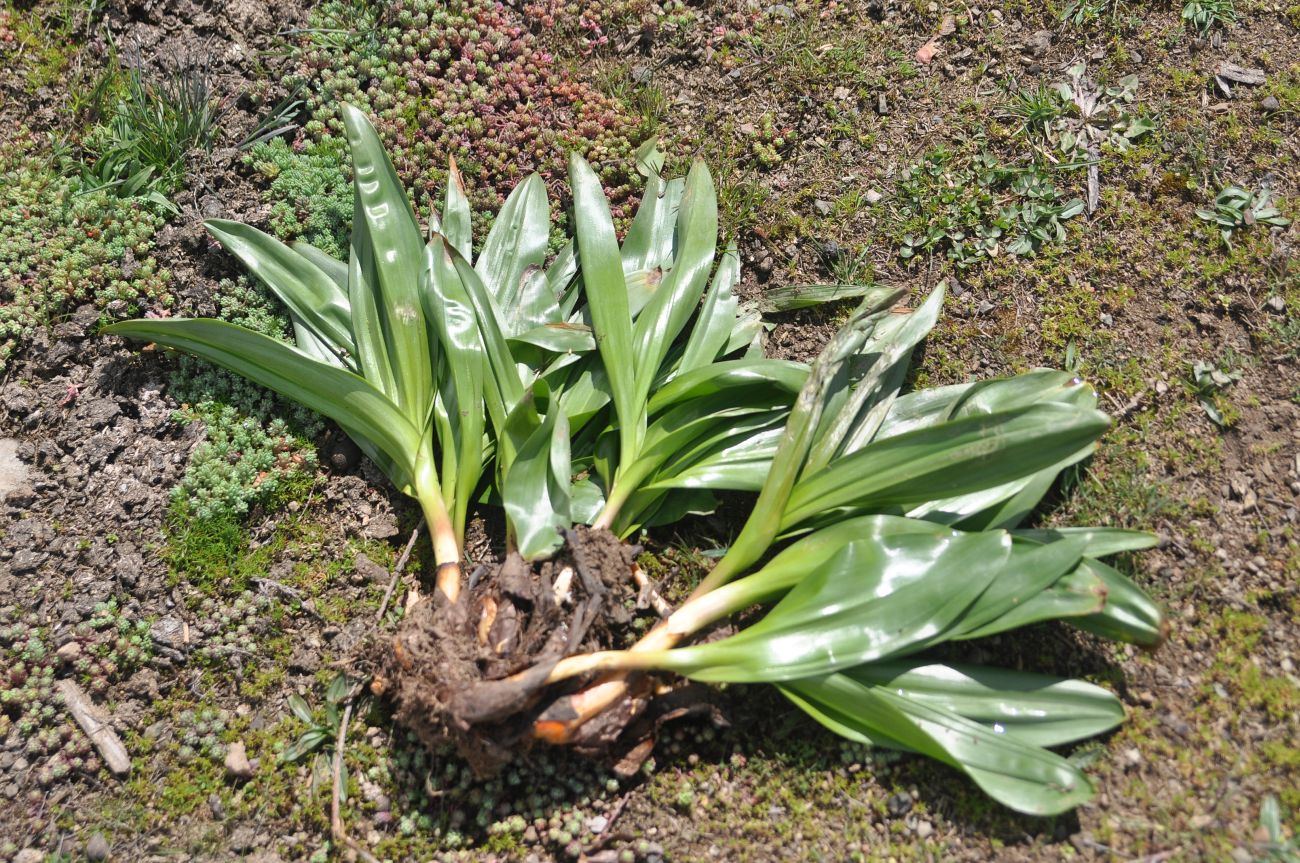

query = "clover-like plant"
[{"left": 106, "top": 106, "right": 1163, "bottom": 818}]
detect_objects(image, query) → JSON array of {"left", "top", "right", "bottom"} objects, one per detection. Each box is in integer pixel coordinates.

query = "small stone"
[
  {"left": 1260, "top": 95, "right": 1281, "bottom": 112},
  {"left": 224, "top": 741, "right": 255, "bottom": 781},
  {"left": 876, "top": 93, "right": 889, "bottom": 115},
  {"left": 864, "top": 189, "right": 883, "bottom": 204},
  {"left": 821, "top": 240, "right": 843, "bottom": 262},
  {"left": 209, "top": 792, "right": 227, "bottom": 820},
  {"left": 85, "top": 831, "right": 110, "bottom": 862},
  {"left": 766, "top": 4, "right": 795, "bottom": 18},
  {"left": 1100, "top": 312, "right": 1114, "bottom": 326},
  {"left": 10, "top": 549, "right": 48, "bottom": 573},
  {"left": 57, "top": 641, "right": 83, "bottom": 663},
  {"left": 1131, "top": 50, "right": 1144, "bottom": 64},
  {"left": 586, "top": 815, "right": 609, "bottom": 834},
  {"left": 1231, "top": 848, "right": 1254, "bottom": 863},
  {"left": 15, "top": 850, "right": 44, "bottom": 863},
  {"left": 976, "top": 300, "right": 995, "bottom": 316},
  {"left": 1025, "top": 29, "right": 1053, "bottom": 57},
  {"left": 229, "top": 826, "right": 258, "bottom": 853},
  {"left": 1266, "top": 295, "right": 1286, "bottom": 312},
  {"left": 631, "top": 64, "right": 653, "bottom": 85},
  {"left": 915, "top": 821, "right": 934, "bottom": 839},
  {"left": 887, "top": 791, "right": 913, "bottom": 816},
  {"left": 813, "top": 199, "right": 833, "bottom": 217},
  {"left": 1155, "top": 380, "right": 1169, "bottom": 395}
]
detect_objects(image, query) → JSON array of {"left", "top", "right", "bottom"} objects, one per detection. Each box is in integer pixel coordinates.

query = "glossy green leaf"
[
  {"left": 342, "top": 105, "right": 433, "bottom": 422},
  {"left": 632, "top": 160, "right": 717, "bottom": 405},
  {"left": 503, "top": 398, "right": 572, "bottom": 560},
  {"left": 779, "top": 673, "right": 1097, "bottom": 815},
  {"left": 677, "top": 241, "right": 741, "bottom": 374},
  {"left": 569, "top": 153, "right": 642, "bottom": 462},
  {"left": 782, "top": 403, "right": 1110, "bottom": 531},
  {"left": 652, "top": 531, "right": 1008, "bottom": 682},
  {"left": 476, "top": 174, "right": 549, "bottom": 316},
  {"left": 846, "top": 661, "right": 1126, "bottom": 747},
  {"left": 442, "top": 156, "right": 473, "bottom": 260},
  {"left": 206, "top": 219, "right": 356, "bottom": 361},
  {"left": 104, "top": 319, "right": 420, "bottom": 488},
  {"left": 292, "top": 240, "right": 349, "bottom": 291}
]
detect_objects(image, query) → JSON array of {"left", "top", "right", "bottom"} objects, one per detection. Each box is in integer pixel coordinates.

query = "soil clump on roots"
[{"left": 383, "top": 527, "right": 663, "bottom": 775}]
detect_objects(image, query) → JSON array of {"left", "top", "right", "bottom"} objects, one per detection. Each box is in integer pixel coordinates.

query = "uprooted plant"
[{"left": 105, "top": 105, "right": 1164, "bottom": 818}]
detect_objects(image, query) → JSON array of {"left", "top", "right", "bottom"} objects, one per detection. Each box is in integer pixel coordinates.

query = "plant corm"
[{"left": 105, "top": 106, "right": 1164, "bottom": 818}]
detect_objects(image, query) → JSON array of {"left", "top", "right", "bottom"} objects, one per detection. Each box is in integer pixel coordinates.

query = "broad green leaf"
[
  {"left": 652, "top": 531, "right": 1008, "bottom": 682},
  {"left": 292, "top": 240, "right": 349, "bottom": 291},
  {"left": 105, "top": 319, "right": 420, "bottom": 488},
  {"left": 780, "top": 674, "right": 1097, "bottom": 815},
  {"left": 947, "top": 537, "right": 1086, "bottom": 637},
  {"left": 699, "top": 297, "right": 899, "bottom": 588},
  {"left": 678, "top": 241, "right": 741, "bottom": 374},
  {"left": 1070, "top": 558, "right": 1165, "bottom": 646},
  {"left": 758, "top": 282, "right": 886, "bottom": 313},
  {"left": 509, "top": 322, "right": 595, "bottom": 354},
  {"left": 847, "top": 661, "right": 1125, "bottom": 747},
  {"left": 807, "top": 286, "right": 944, "bottom": 471},
  {"left": 633, "top": 160, "right": 718, "bottom": 405},
  {"left": 1011, "top": 527, "right": 1157, "bottom": 558},
  {"left": 347, "top": 198, "right": 398, "bottom": 401},
  {"left": 503, "top": 398, "right": 572, "bottom": 560},
  {"left": 569, "top": 153, "right": 641, "bottom": 462},
  {"left": 342, "top": 105, "right": 433, "bottom": 422},
  {"left": 206, "top": 219, "right": 356, "bottom": 361},
  {"left": 621, "top": 174, "right": 684, "bottom": 275},
  {"left": 475, "top": 174, "right": 549, "bottom": 308},
  {"left": 648, "top": 359, "right": 807, "bottom": 415},
  {"left": 445, "top": 239, "right": 526, "bottom": 432},
  {"left": 422, "top": 240, "right": 487, "bottom": 538},
  {"left": 781, "top": 403, "right": 1110, "bottom": 531},
  {"left": 442, "top": 156, "right": 472, "bottom": 260}
]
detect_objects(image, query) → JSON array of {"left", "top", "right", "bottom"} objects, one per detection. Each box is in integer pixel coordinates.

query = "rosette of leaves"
[{"left": 105, "top": 106, "right": 1164, "bottom": 817}]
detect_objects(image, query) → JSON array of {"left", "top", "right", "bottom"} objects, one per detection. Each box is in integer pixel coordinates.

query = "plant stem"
[{"left": 415, "top": 450, "right": 462, "bottom": 602}]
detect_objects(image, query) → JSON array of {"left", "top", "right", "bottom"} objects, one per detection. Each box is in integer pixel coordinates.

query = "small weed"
[
  {"left": 1196, "top": 184, "right": 1291, "bottom": 248},
  {"left": 1255, "top": 795, "right": 1300, "bottom": 861},
  {"left": 1188, "top": 359, "right": 1242, "bottom": 427},
  {"left": 1182, "top": 0, "right": 1236, "bottom": 34},
  {"left": 280, "top": 673, "right": 352, "bottom": 799},
  {"left": 894, "top": 150, "right": 1083, "bottom": 267}
]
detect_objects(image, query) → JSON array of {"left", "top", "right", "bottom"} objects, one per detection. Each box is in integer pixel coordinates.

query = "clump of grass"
[{"left": 81, "top": 53, "right": 225, "bottom": 201}]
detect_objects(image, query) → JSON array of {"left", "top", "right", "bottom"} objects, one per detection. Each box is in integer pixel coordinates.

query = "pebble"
[
  {"left": 15, "top": 850, "right": 44, "bottom": 863},
  {"left": 85, "top": 832, "right": 110, "bottom": 862},
  {"left": 915, "top": 820, "right": 934, "bottom": 839},
  {"left": 1260, "top": 95, "right": 1280, "bottom": 112},
  {"left": 224, "top": 741, "right": 255, "bottom": 781},
  {"left": 887, "top": 791, "right": 913, "bottom": 816},
  {"left": 1025, "top": 29, "right": 1053, "bottom": 58},
  {"left": 1266, "top": 295, "right": 1286, "bottom": 312},
  {"left": 813, "top": 199, "right": 833, "bottom": 217},
  {"left": 586, "top": 815, "right": 609, "bottom": 834},
  {"left": 57, "top": 641, "right": 83, "bottom": 663},
  {"left": 864, "top": 189, "right": 883, "bottom": 204},
  {"left": 876, "top": 93, "right": 889, "bottom": 115},
  {"left": 209, "top": 793, "right": 226, "bottom": 820}
]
